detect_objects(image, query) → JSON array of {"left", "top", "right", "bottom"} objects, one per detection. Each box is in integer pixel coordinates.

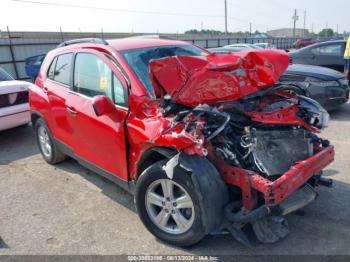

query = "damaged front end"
[{"left": 135, "top": 50, "right": 335, "bottom": 245}]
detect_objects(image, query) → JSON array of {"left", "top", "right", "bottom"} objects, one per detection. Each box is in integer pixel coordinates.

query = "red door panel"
[
  {"left": 65, "top": 49, "right": 129, "bottom": 180},
  {"left": 66, "top": 93, "right": 128, "bottom": 180}
]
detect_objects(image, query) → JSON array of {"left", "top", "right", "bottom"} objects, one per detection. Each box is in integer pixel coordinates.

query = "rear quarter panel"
[{"left": 28, "top": 83, "right": 51, "bottom": 126}]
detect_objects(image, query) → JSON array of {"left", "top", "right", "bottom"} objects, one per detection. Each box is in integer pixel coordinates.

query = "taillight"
[
  {"left": 17, "top": 91, "right": 29, "bottom": 104},
  {"left": 0, "top": 91, "right": 28, "bottom": 108},
  {"left": 8, "top": 93, "right": 18, "bottom": 105}
]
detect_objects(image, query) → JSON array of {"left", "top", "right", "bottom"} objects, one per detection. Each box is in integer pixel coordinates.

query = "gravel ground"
[{"left": 0, "top": 102, "right": 350, "bottom": 255}]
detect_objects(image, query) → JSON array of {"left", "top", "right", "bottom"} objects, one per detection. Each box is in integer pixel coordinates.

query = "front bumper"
[
  {"left": 0, "top": 103, "right": 30, "bottom": 131},
  {"left": 252, "top": 145, "right": 334, "bottom": 206},
  {"left": 213, "top": 146, "right": 335, "bottom": 210}
]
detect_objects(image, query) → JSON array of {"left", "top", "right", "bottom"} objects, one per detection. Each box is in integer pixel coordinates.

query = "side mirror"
[{"left": 92, "top": 95, "right": 117, "bottom": 117}]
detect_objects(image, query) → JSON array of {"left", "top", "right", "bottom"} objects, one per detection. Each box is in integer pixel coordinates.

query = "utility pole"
[
  {"left": 224, "top": 0, "right": 228, "bottom": 35},
  {"left": 250, "top": 22, "right": 252, "bottom": 37},
  {"left": 337, "top": 24, "right": 339, "bottom": 35},
  {"left": 292, "top": 9, "right": 299, "bottom": 39},
  {"left": 59, "top": 27, "right": 64, "bottom": 41},
  {"left": 303, "top": 10, "right": 306, "bottom": 37}
]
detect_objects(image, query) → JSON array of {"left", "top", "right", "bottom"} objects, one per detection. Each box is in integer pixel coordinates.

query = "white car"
[
  {"left": 253, "top": 43, "right": 277, "bottom": 49},
  {"left": 0, "top": 68, "right": 31, "bottom": 131},
  {"left": 223, "top": 44, "right": 263, "bottom": 49}
]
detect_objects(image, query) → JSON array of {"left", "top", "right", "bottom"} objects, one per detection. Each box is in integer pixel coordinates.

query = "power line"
[
  {"left": 11, "top": 0, "right": 226, "bottom": 18},
  {"left": 12, "top": 0, "right": 271, "bottom": 29}
]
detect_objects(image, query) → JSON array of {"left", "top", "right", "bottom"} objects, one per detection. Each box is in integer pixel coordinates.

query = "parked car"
[
  {"left": 209, "top": 47, "right": 349, "bottom": 110},
  {"left": 0, "top": 68, "right": 31, "bottom": 131},
  {"left": 25, "top": 54, "right": 46, "bottom": 81},
  {"left": 223, "top": 43, "right": 263, "bottom": 49},
  {"left": 208, "top": 47, "right": 245, "bottom": 54},
  {"left": 253, "top": 42, "right": 276, "bottom": 49},
  {"left": 293, "top": 38, "right": 316, "bottom": 49},
  {"left": 289, "top": 40, "right": 347, "bottom": 72},
  {"left": 29, "top": 38, "right": 334, "bottom": 247},
  {"left": 280, "top": 64, "right": 349, "bottom": 110}
]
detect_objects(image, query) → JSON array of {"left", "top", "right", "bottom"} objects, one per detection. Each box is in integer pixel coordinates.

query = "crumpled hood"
[{"left": 149, "top": 50, "right": 290, "bottom": 107}]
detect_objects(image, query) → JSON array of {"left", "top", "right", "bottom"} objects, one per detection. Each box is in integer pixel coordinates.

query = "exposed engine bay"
[
  {"left": 144, "top": 50, "right": 335, "bottom": 245},
  {"left": 157, "top": 88, "right": 333, "bottom": 245},
  {"left": 161, "top": 86, "right": 329, "bottom": 177}
]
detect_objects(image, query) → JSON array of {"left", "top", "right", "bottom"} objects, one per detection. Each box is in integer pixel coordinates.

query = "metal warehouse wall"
[
  {"left": 0, "top": 32, "right": 296, "bottom": 81},
  {"left": 0, "top": 38, "right": 60, "bottom": 80}
]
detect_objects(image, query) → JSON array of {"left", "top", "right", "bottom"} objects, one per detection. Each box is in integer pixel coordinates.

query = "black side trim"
[
  {"left": 0, "top": 110, "right": 29, "bottom": 118},
  {"left": 54, "top": 138, "right": 135, "bottom": 194}
]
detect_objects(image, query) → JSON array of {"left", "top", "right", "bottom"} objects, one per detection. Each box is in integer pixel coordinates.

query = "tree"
[
  {"left": 184, "top": 29, "right": 224, "bottom": 35},
  {"left": 319, "top": 28, "right": 334, "bottom": 37}
]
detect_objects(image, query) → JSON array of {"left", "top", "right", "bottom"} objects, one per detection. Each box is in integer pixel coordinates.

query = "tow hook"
[
  {"left": 317, "top": 177, "right": 333, "bottom": 187},
  {"left": 311, "top": 172, "right": 333, "bottom": 188}
]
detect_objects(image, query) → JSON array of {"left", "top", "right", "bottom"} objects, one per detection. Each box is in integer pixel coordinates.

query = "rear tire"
[
  {"left": 35, "top": 118, "right": 66, "bottom": 164},
  {"left": 135, "top": 160, "right": 207, "bottom": 247}
]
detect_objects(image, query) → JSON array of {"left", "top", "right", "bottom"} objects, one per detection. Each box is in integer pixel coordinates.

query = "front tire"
[
  {"left": 135, "top": 160, "right": 207, "bottom": 247},
  {"left": 35, "top": 118, "right": 66, "bottom": 164}
]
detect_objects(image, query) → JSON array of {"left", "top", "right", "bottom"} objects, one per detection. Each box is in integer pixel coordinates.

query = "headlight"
[
  {"left": 305, "top": 77, "right": 340, "bottom": 87},
  {"left": 339, "top": 79, "right": 349, "bottom": 86},
  {"left": 8, "top": 93, "right": 18, "bottom": 105},
  {"left": 299, "top": 96, "right": 329, "bottom": 129}
]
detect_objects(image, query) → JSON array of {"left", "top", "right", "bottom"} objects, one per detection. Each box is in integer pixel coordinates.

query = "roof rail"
[{"left": 57, "top": 38, "right": 108, "bottom": 48}]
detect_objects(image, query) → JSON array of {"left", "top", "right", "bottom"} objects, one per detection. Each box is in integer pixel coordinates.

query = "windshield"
[
  {"left": 0, "top": 68, "right": 14, "bottom": 81},
  {"left": 121, "top": 45, "right": 205, "bottom": 96}
]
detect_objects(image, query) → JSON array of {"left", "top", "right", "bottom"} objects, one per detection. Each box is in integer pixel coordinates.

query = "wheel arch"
[
  {"left": 30, "top": 110, "right": 44, "bottom": 127},
  {"left": 135, "top": 147, "right": 177, "bottom": 180}
]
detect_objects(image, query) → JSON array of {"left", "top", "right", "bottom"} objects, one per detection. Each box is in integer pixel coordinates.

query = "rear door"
[
  {"left": 44, "top": 53, "right": 74, "bottom": 147},
  {"left": 66, "top": 50, "right": 129, "bottom": 180}
]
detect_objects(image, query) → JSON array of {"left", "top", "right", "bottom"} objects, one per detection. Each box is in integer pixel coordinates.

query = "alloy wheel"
[{"left": 145, "top": 179, "right": 195, "bottom": 235}]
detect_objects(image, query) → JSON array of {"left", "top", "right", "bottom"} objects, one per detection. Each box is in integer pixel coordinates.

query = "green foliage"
[
  {"left": 318, "top": 28, "right": 335, "bottom": 37},
  {"left": 184, "top": 29, "right": 225, "bottom": 35}
]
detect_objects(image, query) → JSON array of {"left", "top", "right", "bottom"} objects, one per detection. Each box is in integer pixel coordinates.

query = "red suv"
[
  {"left": 293, "top": 38, "right": 316, "bottom": 49},
  {"left": 29, "top": 37, "right": 335, "bottom": 247}
]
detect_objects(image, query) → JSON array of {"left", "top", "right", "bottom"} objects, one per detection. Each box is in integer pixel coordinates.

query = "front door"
[{"left": 66, "top": 51, "right": 129, "bottom": 180}]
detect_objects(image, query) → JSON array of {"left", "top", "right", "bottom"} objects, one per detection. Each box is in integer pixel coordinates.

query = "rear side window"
[
  {"left": 47, "top": 57, "right": 57, "bottom": 80},
  {"left": 48, "top": 53, "right": 73, "bottom": 85},
  {"left": 73, "top": 53, "right": 127, "bottom": 106},
  {"left": 311, "top": 44, "right": 342, "bottom": 56}
]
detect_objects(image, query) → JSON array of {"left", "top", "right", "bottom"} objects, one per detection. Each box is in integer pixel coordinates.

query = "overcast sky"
[{"left": 0, "top": 0, "right": 349, "bottom": 34}]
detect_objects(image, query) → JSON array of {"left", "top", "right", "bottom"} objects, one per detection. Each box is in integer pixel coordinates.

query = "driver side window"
[{"left": 73, "top": 53, "right": 127, "bottom": 106}]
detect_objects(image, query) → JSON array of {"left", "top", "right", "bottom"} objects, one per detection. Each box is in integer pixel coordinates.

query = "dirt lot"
[{"left": 1, "top": 102, "right": 350, "bottom": 255}]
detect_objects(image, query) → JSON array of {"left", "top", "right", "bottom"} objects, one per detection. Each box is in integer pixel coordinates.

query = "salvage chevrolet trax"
[{"left": 29, "top": 37, "right": 335, "bottom": 247}]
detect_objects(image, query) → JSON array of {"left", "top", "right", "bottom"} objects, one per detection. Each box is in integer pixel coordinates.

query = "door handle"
[{"left": 66, "top": 107, "right": 77, "bottom": 116}]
